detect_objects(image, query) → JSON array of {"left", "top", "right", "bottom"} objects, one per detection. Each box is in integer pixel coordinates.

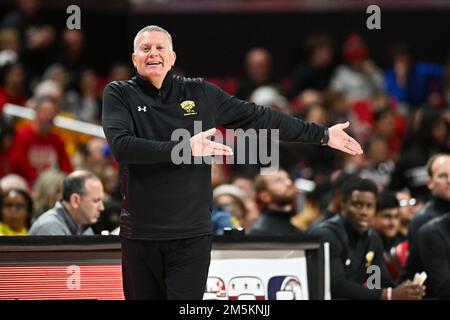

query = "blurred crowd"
[{"left": 0, "top": 0, "right": 450, "bottom": 299}]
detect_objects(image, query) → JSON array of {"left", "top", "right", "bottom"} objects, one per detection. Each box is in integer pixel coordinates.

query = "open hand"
[
  {"left": 190, "top": 128, "right": 233, "bottom": 157},
  {"left": 327, "top": 121, "right": 364, "bottom": 156}
]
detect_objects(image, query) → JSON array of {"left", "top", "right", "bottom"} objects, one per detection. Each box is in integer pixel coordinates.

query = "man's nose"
[
  {"left": 359, "top": 207, "right": 371, "bottom": 217},
  {"left": 148, "top": 47, "right": 158, "bottom": 56}
]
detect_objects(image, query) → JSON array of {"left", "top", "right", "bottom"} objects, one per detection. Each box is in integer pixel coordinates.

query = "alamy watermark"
[
  {"left": 170, "top": 121, "right": 280, "bottom": 175},
  {"left": 66, "top": 265, "right": 81, "bottom": 290},
  {"left": 366, "top": 5, "right": 381, "bottom": 30},
  {"left": 66, "top": 5, "right": 81, "bottom": 30}
]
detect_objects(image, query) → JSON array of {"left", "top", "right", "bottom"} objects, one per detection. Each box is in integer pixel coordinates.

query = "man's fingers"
[
  {"left": 209, "top": 141, "right": 233, "bottom": 155},
  {"left": 339, "top": 121, "right": 350, "bottom": 129},
  {"left": 201, "top": 128, "right": 216, "bottom": 138},
  {"left": 347, "top": 137, "right": 363, "bottom": 154}
]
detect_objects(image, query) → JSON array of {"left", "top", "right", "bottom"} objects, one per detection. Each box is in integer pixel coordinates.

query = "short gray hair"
[{"left": 133, "top": 25, "right": 173, "bottom": 52}]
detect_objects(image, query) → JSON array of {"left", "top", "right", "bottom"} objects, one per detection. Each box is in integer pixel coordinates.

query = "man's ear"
[
  {"left": 132, "top": 52, "right": 137, "bottom": 68},
  {"left": 426, "top": 176, "right": 433, "bottom": 190},
  {"left": 171, "top": 51, "right": 176, "bottom": 67},
  {"left": 70, "top": 193, "right": 81, "bottom": 209}
]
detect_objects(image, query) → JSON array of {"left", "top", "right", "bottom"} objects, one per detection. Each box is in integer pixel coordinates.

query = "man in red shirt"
[{"left": 10, "top": 96, "right": 73, "bottom": 186}]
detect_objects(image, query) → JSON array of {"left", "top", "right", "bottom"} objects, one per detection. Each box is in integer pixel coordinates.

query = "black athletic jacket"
[
  {"left": 102, "top": 71, "right": 326, "bottom": 240},
  {"left": 400, "top": 197, "right": 450, "bottom": 281},
  {"left": 309, "top": 215, "right": 393, "bottom": 300},
  {"left": 416, "top": 213, "right": 450, "bottom": 299}
]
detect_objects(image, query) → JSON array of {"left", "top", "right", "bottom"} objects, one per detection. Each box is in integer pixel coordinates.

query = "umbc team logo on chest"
[{"left": 180, "top": 100, "right": 197, "bottom": 116}]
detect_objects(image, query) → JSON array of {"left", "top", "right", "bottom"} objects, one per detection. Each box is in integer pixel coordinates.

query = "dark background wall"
[{"left": 1, "top": 2, "right": 449, "bottom": 77}]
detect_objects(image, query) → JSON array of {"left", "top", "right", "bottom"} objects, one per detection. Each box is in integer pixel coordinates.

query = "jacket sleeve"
[
  {"left": 417, "top": 226, "right": 450, "bottom": 299},
  {"left": 310, "top": 227, "right": 383, "bottom": 300},
  {"left": 102, "top": 82, "right": 179, "bottom": 164},
  {"left": 204, "top": 81, "right": 326, "bottom": 144}
]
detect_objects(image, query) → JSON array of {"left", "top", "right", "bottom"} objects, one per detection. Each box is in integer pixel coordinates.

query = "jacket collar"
[
  {"left": 55, "top": 201, "right": 87, "bottom": 235},
  {"left": 431, "top": 196, "right": 450, "bottom": 213},
  {"left": 134, "top": 70, "right": 174, "bottom": 98}
]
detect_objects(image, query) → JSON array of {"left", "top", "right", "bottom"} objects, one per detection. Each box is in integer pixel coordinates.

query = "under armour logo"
[{"left": 137, "top": 106, "right": 147, "bottom": 112}]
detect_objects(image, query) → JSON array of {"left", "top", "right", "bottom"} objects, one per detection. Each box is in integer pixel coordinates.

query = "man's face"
[
  {"left": 262, "top": 170, "right": 296, "bottom": 206},
  {"left": 372, "top": 208, "right": 400, "bottom": 239},
  {"left": 396, "top": 192, "right": 419, "bottom": 225},
  {"left": 341, "top": 190, "right": 376, "bottom": 234},
  {"left": 132, "top": 31, "right": 176, "bottom": 83},
  {"left": 35, "top": 101, "right": 57, "bottom": 133},
  {"left": 246, "top": 49, "right": 271, "bottom": 84},
  {"left": 428, "top": 156, "right": 450, "bottom": 201},
  {"left": 77, "top": 179, "right": 105, "bottom": 225}
]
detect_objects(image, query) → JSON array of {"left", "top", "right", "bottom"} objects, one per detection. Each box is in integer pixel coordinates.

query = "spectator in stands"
[
  {"left": 41, "top": 63, "right": 67, "bottom": 92},
  {"left": 51, "top": 29, "right": 88, "bottom": 93},
  {"left": 322, "top": 89, "right": 370, "bottom": 145},
  {"left": 0, "top": 188, "right": 32, "bottom": 235},
  {"left": 29, "top": 170, "right": 104, "bottom": 235},
  {"left": 42, "top": 63, "right": 97, "bottom": 121},
  {"left": 390, "top": 108, "right": 450, "bottom": 201},
  {"left": 371, "top": 104, "right": 406, "bottom": 159},
  {"left": 91, "top": 164, "right": 121, "bottom": 234},
  {"left": 372, "top": 191, "right": 403, "bottom": 252},
  {"left": 10, "top": 96, "right": 73, "bottom": 186},
  {"left": 330, "top": 33, "right": 384, "bottom": 101},
  {"left": 1, "top": 0, "right": 57, "bottom": 84},
  {"left": 280, "top": 101, "right": 337, "bottom": 181},
  {"left": 250, "top": 86, "right": 291, "bottom": 115},
  {"left": 291, "top": 88, "right": 322, "bottom": 116},
  {"left": 290, "top": 34, "right": 334, "bottom": 98},
  {"left": 247, "top": 169, "right": 303, "bottom": 236},
  {"left": 74, "top": 69, "right": 101, "bottom": 123},
  {"left": 384, "top": 44, "right": 445, "bottom": 110},
  {"left": 309, "top": 177, "right": 425, "bottom": 299},
  {"left": 0, "top": 118, "right": 14, "bottom": 177},
  {"left": 213, "top": 184, "right": 248, "bottom": 230},
  {"left": 77, "top": 138, "right": 109, "bottom": 177},
  {"left": 231, "top": 175, "right": 260, "bottom": 225},
  {"left": 211, "top": 162, "right": 228, "bottom": 189},
  {"left": 109, "top": 62, "right": 133, "bottom": 82},
  {"left": 32, "top": 78, "right": 63, "bottom": 105},
  {"left": 232, "top": 175, "right": 257, "bottom": 201},
  {"left": 0, "top": 61, "right": 29, "bottom": 112},
  {"left": 311, "top": 171, "right": 359, "bottom": 228},
  {"left": 358, "top": 136, "right": 395, "bottom": 191},
  {"left": 0, "top": 174, "right": 28, "bottom": 192},
  {"left": 0, "top": 28, "right": 21, "bottom": 55},
  {"left": 401, "top": 153, "right": 450, "bottom": 281},
  {"left": 396, "top": 190, "right": 422, "bottom": 240},
  {"left": 372, "top": 191, "right": 410, "bottom": 282},
  {"left": 416, "top": 211, "right": 450, "bottom": 299},
  {"left": 235, "top": 47, "right": 277, "bottom": 100},
  {"left": 31, "top": 167, "right": 65, "bottom": 219}
]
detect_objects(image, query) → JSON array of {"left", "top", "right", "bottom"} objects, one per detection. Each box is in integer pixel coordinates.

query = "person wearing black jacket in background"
[
  {"left": 401, "top": 153, "right": 450, "bottom": 282},
  {"left": 247, "top": 169, "right": 303, "bottom": 236},
  {"left": 417, "top": 212, "right": 450, "bottom": 299},
  {"left": 309, "top": 177, "right": 425, "bottom": 300},
  {"left": 102, "top": 25, "right": 364, "bottom": 300}
]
